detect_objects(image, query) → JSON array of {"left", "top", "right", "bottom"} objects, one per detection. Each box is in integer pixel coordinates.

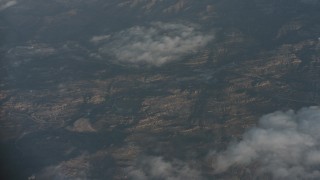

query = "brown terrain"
[{"left": 0, "top": 0, "right": 319, "bottom": 179}]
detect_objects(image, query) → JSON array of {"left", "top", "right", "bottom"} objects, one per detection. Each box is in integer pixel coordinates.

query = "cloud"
[
  {"left": 212, "top": 106, "right": 320, "bottom": 179},
  {"left": 97, "top": 22, "right": 213, "bottom": 66},
  {"left": 90, "top": 35, "right": 110, "bottom": 44},
  {"left": 126, "top": 156, "right": 204, "bottom": 180},
  {"left": 66, "top": 118, "right": 96, "bottom": 133},
  {"left": 35, "top": 155, "right": 89, "bottom": 180},
  {"left": 0, "top": 0, "right": 17, "bottom": 11}
]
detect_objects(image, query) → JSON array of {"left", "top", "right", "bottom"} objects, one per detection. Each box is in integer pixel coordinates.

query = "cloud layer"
[
  {"left": 98, "top": 22, "right": 213, "bottom": 66},
  {"left": 213, "top": 106, "right": 320, "bottom": 179},
  {"left": 126, "top": 156, "right": 203, "bottom": 180}
]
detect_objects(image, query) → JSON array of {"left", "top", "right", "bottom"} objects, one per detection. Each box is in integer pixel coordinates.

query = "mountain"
[{"left": 0, "top": 0, "right": 319, "bottom": 179}]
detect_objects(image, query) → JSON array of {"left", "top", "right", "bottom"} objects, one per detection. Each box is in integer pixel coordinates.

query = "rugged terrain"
[{"left": 0, "top": 0, "right": 320, "bottom": 179}]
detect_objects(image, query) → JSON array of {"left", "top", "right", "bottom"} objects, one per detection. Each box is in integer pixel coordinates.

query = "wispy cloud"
[
  {"left": 126, "top": 156, "right": 204, "bottom": 180},
  {"left": 212, "top": 106, "right": 320, "bottom": 179},
  {"left": 97, "top": 22, "right": 213, "bottom": 66},
  {"left": 36, "top": 155, "right": 89, "bottom": 180},
  {"left": 0, "top": 0, "right": 17, "bottom": 11},
  {"left": 90, "top": 35, "right": 110, "bottom": 44}
]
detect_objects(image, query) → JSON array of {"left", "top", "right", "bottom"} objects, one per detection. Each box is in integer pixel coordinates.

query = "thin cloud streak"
[{"left": 0, "top": 0, "right": 17, "bottom": 11}]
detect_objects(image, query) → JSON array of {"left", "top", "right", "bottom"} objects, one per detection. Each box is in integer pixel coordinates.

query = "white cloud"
[
  {"left": 97, "top": 22, "right": 213, "bottom": 66},
  {"left": 126, "top": 156, "right": 204, "bottom": 180},
  {"left": 90, "top": 35, "right": 110, "bottom": 44},
  {"left": 0, "top": 0, "right": 17, "bottom": 11},
  {"left": 212, "top": 106, "right": 320, "bottom": 179}
]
